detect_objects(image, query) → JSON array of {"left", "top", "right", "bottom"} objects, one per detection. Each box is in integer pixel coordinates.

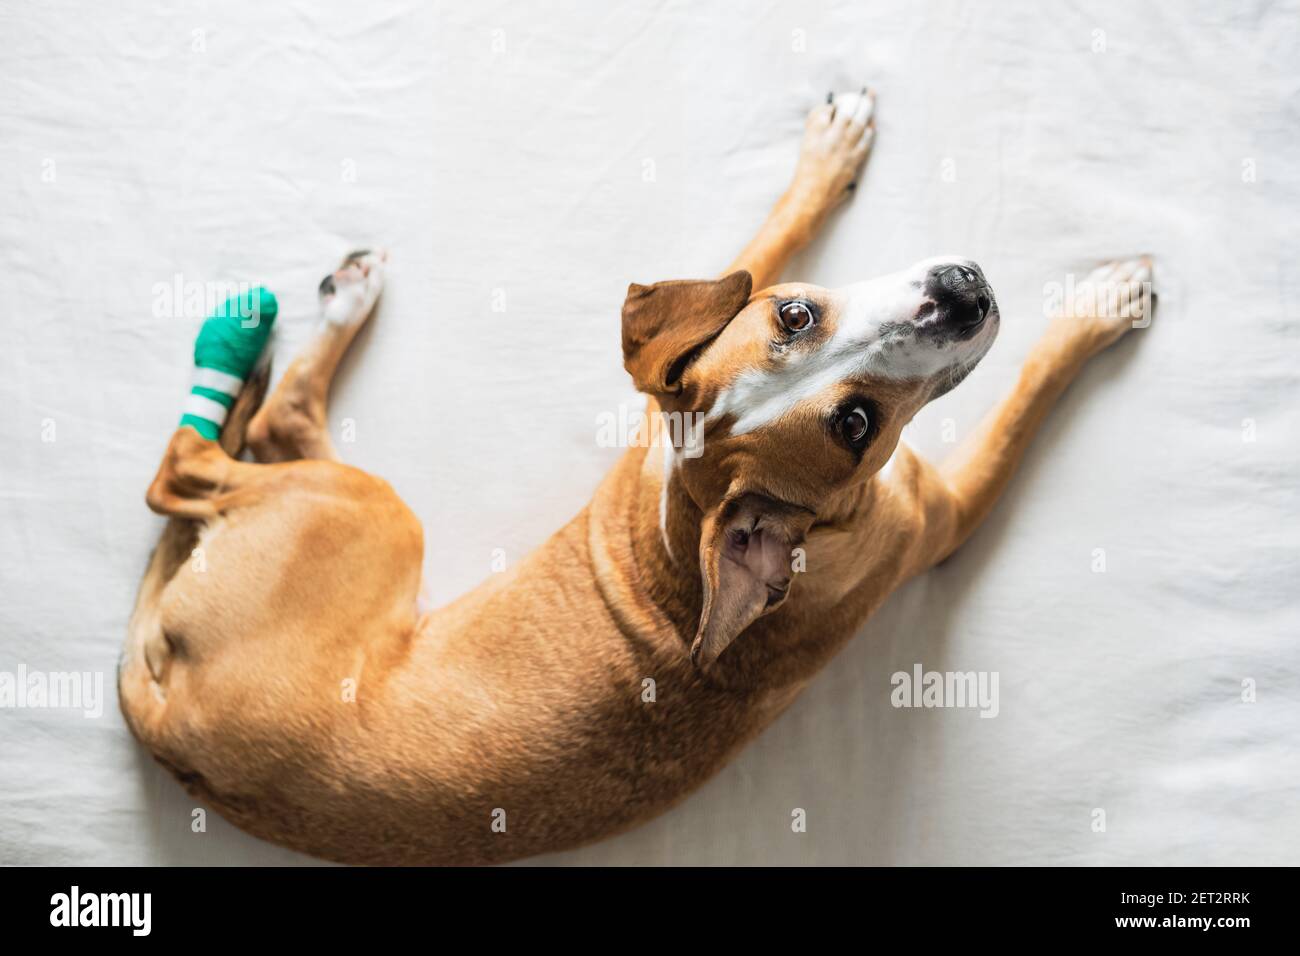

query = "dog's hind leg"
[
  {"left": 248, "top": 249, "right": 386, "bottom": 463},
  {"left": 726, "top": 90, "right": 875, "bottom": 290},
  {"left": 121, "top": 425, "right": 273, "bottom": 722},
  {"left": 123, "top": 363, "right": 270, "bottom": 683},
  {"left": 121, "top": 420, "right": 425, "bottom": 784}
]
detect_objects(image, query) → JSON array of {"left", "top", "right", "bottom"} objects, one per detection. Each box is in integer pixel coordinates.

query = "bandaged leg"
[{"left": 178, "top": 287, "right": 278, "bottom": 440}]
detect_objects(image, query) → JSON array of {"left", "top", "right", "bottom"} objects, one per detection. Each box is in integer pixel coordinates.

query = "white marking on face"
[
  {"left": 658, "top": 442, "right": 677, "bottom": 558},
  {"left": 708, "top": 257, "right": 996, "bottom": 437}
]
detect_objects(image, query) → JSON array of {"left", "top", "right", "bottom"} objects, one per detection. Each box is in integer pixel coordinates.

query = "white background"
[{"left": 1, "top": 0, "right": 1297, "bottom": 865}]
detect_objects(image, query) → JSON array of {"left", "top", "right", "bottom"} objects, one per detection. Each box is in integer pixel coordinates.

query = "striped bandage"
[
  {"left": 180, "top": 367, "right": 245, "bottom": 440},
  {"left": 178, "top": 287, "right": 278, "bottom": 441}
]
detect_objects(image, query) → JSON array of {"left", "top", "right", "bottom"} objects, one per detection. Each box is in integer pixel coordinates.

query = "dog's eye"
[
  {"left": 778, "top": 300, "right": 815, "bottom": 333},
  {"left": 838, "top": 405, "right": 871, "bottom": 447}
]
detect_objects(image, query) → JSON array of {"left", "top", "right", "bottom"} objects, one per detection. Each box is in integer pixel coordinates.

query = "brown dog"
[{"left": 120, "top": 91, "right": 1153, "bottom": 865}]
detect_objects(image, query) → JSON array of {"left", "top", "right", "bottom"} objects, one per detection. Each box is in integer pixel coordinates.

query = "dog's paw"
[
  {"left": 320, "top": 248, "right": 387, "bottom": 326},
  {"left": 1050, "top": 256, "right": 1155, "bottom": 355},
  {"left": 791, "top": 88, "right": 876, "bottom": 211}
]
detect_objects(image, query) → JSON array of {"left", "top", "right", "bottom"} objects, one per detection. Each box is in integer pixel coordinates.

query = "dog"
[{"left": 119, "top": 90, "right": 1153, "bottom": 865}]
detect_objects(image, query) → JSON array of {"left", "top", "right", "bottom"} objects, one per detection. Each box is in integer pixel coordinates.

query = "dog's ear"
[
  {"left": 691, "top": 493, "right": 813, "bottom": 668},
  {"left": 621, "top": 271, "right": 752, "bottom": 395}
]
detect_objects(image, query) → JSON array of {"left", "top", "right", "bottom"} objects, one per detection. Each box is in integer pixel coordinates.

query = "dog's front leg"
[
  {"left": 726, "top": 90, "right": 875, "bottom": 290},
  {"left": 907, "top": 258, "right": 1155, "bottom": 569}
]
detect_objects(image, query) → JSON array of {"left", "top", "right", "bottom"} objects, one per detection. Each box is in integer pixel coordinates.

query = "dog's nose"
[{"left": 927, "top": 263, "right": 992, "bottom": 333}]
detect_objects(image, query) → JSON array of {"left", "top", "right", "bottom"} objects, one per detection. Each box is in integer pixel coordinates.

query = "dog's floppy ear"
[
  {"left": 621, "top": 270, "right": 752, "bottom": 395},
  {"left": 691, "top": 493, "right": 813, "bottom": 668}
]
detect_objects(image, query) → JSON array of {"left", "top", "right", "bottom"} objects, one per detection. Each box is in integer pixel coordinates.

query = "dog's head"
[{"left": 621, "top": 258, "right": 999, "bottom": 666}]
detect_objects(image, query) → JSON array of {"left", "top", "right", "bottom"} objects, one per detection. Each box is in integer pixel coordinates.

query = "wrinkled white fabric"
[{"left": 1, "top": 0, "right": 1296, "bottom": 865}]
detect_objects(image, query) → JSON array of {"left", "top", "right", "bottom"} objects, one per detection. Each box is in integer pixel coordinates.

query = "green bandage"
[{"left": 178, "top": 286, "right": 277, "bottom": 440}]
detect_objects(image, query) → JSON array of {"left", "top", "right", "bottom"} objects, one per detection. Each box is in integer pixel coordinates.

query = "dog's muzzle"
[{"left": 924, "top": 261, "right": 994, "bottom": 338}]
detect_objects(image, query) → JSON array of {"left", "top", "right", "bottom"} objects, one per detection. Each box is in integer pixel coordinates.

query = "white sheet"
[{"left": 2, "top": 0, "right": 1297, "bottom": 865}]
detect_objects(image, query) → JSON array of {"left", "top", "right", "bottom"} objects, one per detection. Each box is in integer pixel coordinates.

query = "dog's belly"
[{"left": 318, "top": 518, "right": 769, "bottom": 864}]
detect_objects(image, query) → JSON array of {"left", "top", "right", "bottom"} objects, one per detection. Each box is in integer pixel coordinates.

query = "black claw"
[
  {"left": 826, "top": 91, "right": 833, "bottom": 104},
  {"left": 318, "top": 274, "right": 336, "bottom": 297}
]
